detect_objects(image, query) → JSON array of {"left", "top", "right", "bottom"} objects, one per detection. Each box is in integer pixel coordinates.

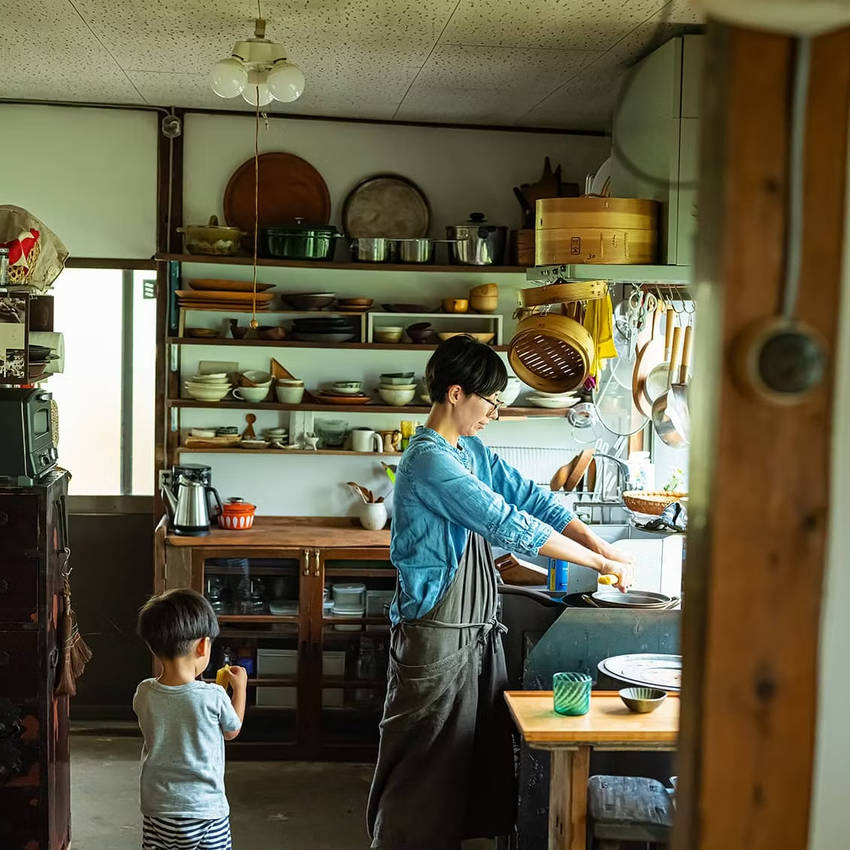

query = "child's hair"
[{"left": 137, "top": 588, "right": 220, "bottom": 659}]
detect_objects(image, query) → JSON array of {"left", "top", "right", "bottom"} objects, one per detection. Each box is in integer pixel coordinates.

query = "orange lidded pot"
[{"left": 218, "top": 497, "right": 256, "bottom": 530}]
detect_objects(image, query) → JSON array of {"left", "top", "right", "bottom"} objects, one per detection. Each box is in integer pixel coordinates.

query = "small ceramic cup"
[
  {"left": 553, "top": 672, "right": 592, "bottom": 716},
  {"left": 276, "top": 384, "right": 305, "bottom": 404}
]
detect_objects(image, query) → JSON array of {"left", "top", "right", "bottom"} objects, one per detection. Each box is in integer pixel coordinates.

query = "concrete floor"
[{"left": 71, "top": 734, "right": 375, "bottom": 849}]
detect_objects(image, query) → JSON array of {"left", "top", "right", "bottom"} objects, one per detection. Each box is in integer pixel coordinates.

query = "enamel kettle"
[{"left": 162, "top": 476, "right": 222, "bottom": 536}]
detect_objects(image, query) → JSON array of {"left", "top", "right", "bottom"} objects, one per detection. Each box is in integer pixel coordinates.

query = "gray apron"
[{"left": 367, "top": 532, "right": 516, "bottom": 849}]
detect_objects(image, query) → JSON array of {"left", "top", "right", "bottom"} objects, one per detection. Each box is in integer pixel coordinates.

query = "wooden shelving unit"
[
  {"left": 158, "top": 252, "right": 526, "bottom": 275},
  {"left": 168, "top": 336, "right": 508, "bottom": 351}
]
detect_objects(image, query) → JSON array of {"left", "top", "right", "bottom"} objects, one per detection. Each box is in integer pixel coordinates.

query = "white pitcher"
[{"left": 351, "top": 427, "right": 382, "bottom": 453}]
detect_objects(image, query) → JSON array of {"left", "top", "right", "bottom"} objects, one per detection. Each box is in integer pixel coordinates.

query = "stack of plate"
[
  {"left": 526, "top": 391, "right": 580, "bottom": 409},
  {"left": 318, "top": 379, "right": 370, "bottom": 404},
  {"left": 292, "top": 316, "right": 359, "bottom": 343},
  {"left": 180, "top": 279, "right": 275, "bottom": 312},
  {"left": 184, "top": 372, "right": 232, "bottom": 401},
  {"left": 337, "top": 297, "right": 373, "bottom": 313}
]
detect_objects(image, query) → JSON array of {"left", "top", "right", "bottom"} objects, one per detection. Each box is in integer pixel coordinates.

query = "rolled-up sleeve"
[
  {"left": 407, "top": 444, "right": 553, "bottom": 556},
  {"left": 486, "top": 446, "right": 575, "bottom": 532}
]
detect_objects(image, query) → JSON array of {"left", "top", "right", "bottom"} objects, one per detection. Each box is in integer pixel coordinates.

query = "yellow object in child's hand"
[
  {"left": 598, "top": 574, "right": 618, "bottom": 585},
  {"left": 216, "top": 665, "right": 231, "bottom": 687}
]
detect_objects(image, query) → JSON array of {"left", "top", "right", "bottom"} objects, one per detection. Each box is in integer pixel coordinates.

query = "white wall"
[
  {"left": 808, "top": 146, "right": 850, "bottom": 850},
  {"left": 178, "top": 114, "right": 609, "bottom": 516},
  {"left": 183, "top": 112, "right": 608, "bottom": 236},
  {"left": 0, "top": 104, "right": 157, "bottom": 257}
]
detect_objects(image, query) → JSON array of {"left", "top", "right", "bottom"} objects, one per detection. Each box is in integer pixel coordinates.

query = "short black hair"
[
  {"left": 425, "top": 334, "right": 508, "bottom": 403},
  {"left": 137, "top": 588, "right": 219, "bottom": 659}
]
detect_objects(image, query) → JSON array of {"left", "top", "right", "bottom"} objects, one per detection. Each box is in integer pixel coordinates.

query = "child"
[{"left": 133, "top": 588, "right": 247, "bottom": 850}]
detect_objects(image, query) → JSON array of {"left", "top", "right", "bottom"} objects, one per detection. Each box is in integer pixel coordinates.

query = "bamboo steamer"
[
  {"left": 514, "top": 228, "right": 535, "bottom": 266},
  {"left": 520, "top": 280, "right": 607, "bottom": 308},
  {"left": 508, "top": 313, "right": 594, "bottom": 393},
  {"left": 535, "top": 196, "right": 659, "bottom": 265}
]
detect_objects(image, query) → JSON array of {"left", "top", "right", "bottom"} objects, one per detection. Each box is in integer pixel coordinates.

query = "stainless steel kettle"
[{"left": 161, "top": 476, "right": 222, "bottom": 536}]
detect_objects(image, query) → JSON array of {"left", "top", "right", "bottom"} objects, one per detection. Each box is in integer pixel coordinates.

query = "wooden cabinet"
[
  {"left": 0, "top": 472, "right": 71, "bottom": 850},
  {"left": 157, "top": 516, "right": 392, "bottom": 760}
]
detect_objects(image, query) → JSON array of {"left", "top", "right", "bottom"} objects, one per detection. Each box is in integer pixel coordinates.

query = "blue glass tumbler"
[{"left": 553, "top": 672, "right": 592, "bottom": 716}]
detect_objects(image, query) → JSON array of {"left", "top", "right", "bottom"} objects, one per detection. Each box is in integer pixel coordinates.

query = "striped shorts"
[{"left": 142, "top": 816, "right": 232, "bottom": 850}]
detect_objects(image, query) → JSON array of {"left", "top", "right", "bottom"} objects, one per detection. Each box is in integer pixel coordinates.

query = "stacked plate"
[
  {"left": 319, "top": 380, "right": 371, "bottom": 404},
  {"left": 337, "top": 297, "right": 373, "bottom": 313},
  {"left": 178, "top": 283, "right": 275, "bottom": 312},
  {"left": 184, "top": 372, "right": 232, "bottom": 401},
  {"left": 526, "top": 391, "right": 580, "bottom": 409},
  {"left": 292, "top": 316, "right": 359, "bottom": 343}
]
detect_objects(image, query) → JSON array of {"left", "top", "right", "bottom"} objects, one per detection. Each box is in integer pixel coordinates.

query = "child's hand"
[{"left": 226, "top": 665, "right": 248, "bottom": 691}]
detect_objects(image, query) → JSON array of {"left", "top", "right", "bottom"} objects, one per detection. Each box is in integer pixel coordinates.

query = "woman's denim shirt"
[{"left": 389, "top": 427, "right": 574, "bottom": 623}]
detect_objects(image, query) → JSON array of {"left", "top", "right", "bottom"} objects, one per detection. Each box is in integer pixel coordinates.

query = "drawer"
[
  {"left": 0, "top": 632, "right": 42, "bottom": 699},
  {"left": 0, "top": 563, "right": 39, "bottom": 625},
  {"left": 0, "top": 494, "right": 39, "bottom": 557}
]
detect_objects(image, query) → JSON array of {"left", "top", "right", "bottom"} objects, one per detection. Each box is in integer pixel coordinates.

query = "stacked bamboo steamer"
[{"left": 535, "top": 196, "right": 660, "bottom": 265}]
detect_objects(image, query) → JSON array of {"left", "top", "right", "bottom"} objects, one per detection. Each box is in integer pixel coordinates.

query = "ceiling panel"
[
  {"left": 1, "top": 0, "right": 704, "bottom": 130},
  {"left": 0, "top": 0, "right": 143, "bottom": 103},
  {"left": 440, "top": 0, "right": 672, "bottom": 51}
]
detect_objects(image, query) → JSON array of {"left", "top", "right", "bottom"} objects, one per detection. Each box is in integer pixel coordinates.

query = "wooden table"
[{"left": 505, "top": 690, "right": 679, "bottom": 850}]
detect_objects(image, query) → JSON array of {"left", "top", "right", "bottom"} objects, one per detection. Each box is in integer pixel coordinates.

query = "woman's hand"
[{"left": 600, "top": 556, "right": 635, "bottom": 593}]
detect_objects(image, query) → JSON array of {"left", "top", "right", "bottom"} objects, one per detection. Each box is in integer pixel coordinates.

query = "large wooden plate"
[
  {"left": 176, "top": 290, "right": 274, "bottom": 303},
  {"left": 188, "top": 278, "right": 275, "bottom": 293},
  {"left": 343, "top": 174, "right": 430, "bottom": 238},
  {"left": 223, "top": 152, "right": 331, "bottom": 233}
]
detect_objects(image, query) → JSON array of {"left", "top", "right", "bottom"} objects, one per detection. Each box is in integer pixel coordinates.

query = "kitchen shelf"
[
  {"left": 158, "top": 252, "right": 526, "bottom": 274},
  {"left": 168, "top": 336, "right": 509, "bottom": 352},
  {"left": 323, "top": 616, "right": 388, "bottom": 625},
  {"left": 320, "top": 678, "right": 387, "bottom": 690},
  {"left": 168, "top": 398, "right": 569, "bottom": 418}
]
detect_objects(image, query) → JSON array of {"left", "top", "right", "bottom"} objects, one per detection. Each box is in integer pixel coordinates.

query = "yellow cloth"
[{"left": 583, "top": 293, "right": 617, "bottom": 382}]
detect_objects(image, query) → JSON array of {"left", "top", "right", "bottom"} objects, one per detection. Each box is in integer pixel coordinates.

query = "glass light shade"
[
  {"left": 210, "top": 58, "right": 247, "bottom": 98},
  {"left": 240, "top": 69, "right": 273, "bottom": 106},
  {"left": 268, "top": 61, "right": 305, "bottom": 102}
]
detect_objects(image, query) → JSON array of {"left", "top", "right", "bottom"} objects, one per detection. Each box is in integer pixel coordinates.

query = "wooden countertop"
[
  {"left": 505, "top": 690, "right": 679, "bottom": 746},
  {"left": 165, "top": 516, "right": 391, "bottom": 549}
]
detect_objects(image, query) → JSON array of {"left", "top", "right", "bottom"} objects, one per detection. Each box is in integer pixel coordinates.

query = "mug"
[
  {"left": 351, "top": 428, "right": 382, "bottom": 453},
  {"left": 233, "top": 386, "right": 269, "bottom": 403}
]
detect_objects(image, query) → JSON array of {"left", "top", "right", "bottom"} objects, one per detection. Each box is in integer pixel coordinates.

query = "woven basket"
[
  {"left": 622, "top": 490, "right": 687, "bottom": 516},
  {"left": 508, "top": 313, "right": 593, "bottom": 393}
]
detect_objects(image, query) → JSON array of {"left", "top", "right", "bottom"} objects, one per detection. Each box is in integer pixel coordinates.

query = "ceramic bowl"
[
  {"left": 469, "top": 283, "right": 498, "bottom": 298},
  {"left": 190, "top": 373, "right": 229, "bottom": 383},
  {"left": 405, "top": 322, "right": 436, "bottom": 344},
  {"left": 242, "top": 370, "right": 272, "bottom": 385},
  {"left": 374, "top": 328, "right": 403, "bottom": 344},
  {"left": 437, "top": 331, "right": 494, "bottom": 344},
  {"left": 619, "top": 687, "right": 667, "bottom": 714},
  {"left": 501, "top": 377, "right": 522, "bottom": 406},
  {"left": 276, "top": 385, "right": 305, "bottom": 405},
  {"left": 378, "top": 386, "right": 416, "bottom": 406},
  {"left": 232, "top": 386, "right": 270, "bottom": 403},
  {"left": 277, "top": 378, "right": 304, "bottom": 387},
  {"left": 330, "top": 380, "right": 362, "bottom": 393},
  {"left": 258, "top": 326, "right": 287, "bottom": 340},
  {"left": 442, "top": 298, "right": 468, "bottom": 313},
  {"left": 184, "top": 385, "right": 230, "bottom": 402},
  {"left": 379, "top": 383, "right": 416, "bottom": 391},
  {"left": 470, "top": 294, "right": 499, "bottom": 313},
  {"left": 380, "top": 372, "right": 415, "bottom": 385},
  {"left": 240, "top": 439, "right": 270, "bottom": 450}
]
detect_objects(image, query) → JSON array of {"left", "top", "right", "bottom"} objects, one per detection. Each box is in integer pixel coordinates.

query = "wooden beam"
[{"left": 674, "top": 22, "right": 850, "bottom": 850}]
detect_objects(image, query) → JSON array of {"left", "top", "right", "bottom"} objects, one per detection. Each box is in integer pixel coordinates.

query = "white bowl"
[
  {"left": 184, "top": 386, "right": 230, "bottom": 401},
  {"left": 276, "top": 385, "right": 305, "bottom": 405},
  {"left": 379, "top": 383, "right": 416, "bottom": 391},
  {"left": 378, "top": 386, "right": 416, "bottom": 406},
  {"left": 191, "top": 373, "right": 230, "bottom": 383},
  {"left": 185, "top": 380, "right": 230, "bottom": 390},
  {"left": 526, "top": 394, "right": 580, "bottom": 409},
  {"left": 277, "top": 378, "right": 304, "bottom": 387},
  {"left": 242, "top": 370, "right": 272, "bottom": 384}
]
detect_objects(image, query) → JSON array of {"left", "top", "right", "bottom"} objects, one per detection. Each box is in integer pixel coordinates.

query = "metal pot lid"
[
  {"left": 598, "top": 653, "right": 682, "bottom": 691},
  {"left": 591, "top": 589, "right": 674, "bottom": 608}
]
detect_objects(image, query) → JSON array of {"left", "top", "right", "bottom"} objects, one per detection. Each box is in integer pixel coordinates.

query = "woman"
[{"left": 367, "top": 336, "right": 635, "bottom": 850}]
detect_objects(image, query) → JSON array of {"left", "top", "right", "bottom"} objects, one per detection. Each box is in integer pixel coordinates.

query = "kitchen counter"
[{"left": 163, "top": 515, "right": 390, "bottom": 549}]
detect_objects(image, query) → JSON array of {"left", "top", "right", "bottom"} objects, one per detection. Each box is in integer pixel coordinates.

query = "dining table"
[{"left": 504, "top": 690, "right": 679, "bottom": 850}]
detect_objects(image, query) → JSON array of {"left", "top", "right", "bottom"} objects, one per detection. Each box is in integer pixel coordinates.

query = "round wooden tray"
[
  {"left": 223, "top": 152, "right": 331, "bottom": 233},
  {"left": 343, "top": 174, "right": 430, "bottom": 238}
]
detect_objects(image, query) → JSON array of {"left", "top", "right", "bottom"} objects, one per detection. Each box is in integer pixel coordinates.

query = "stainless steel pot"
[
  {"left": 393, "top": 238, "right": 457, "bottom": 264},
  {"left": 350, "top": 237, "right": 391, "bottom": 263},
  {"left": 446, "top": 213, "right": 508, "bottom": 266}
]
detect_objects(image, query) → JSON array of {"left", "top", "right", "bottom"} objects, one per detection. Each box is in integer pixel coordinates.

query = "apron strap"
[{"left": 410, "top": 616, "right": 508, "bottom": 636}]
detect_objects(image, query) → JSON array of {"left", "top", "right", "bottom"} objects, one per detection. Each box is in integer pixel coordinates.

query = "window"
[{"left": 49, "top": 268, "right": 156, "bottom": 495}]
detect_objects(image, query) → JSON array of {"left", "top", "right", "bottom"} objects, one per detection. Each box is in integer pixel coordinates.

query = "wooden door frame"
[{"left": 674, "top": 22, "right": 850, "bottom": 850}]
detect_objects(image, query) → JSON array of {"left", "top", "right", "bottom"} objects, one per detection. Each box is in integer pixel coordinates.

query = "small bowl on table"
[
  {"left": 374, "top": 327, "right": 403, "bottom": 344},
  {"left": 619, "top": 687, "right": 667, "bottom": 714}
]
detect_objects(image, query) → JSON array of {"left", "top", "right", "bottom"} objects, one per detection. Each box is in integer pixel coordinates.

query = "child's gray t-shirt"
[{"left": 132, "top": 678, "right": 241, "bottom": 818}]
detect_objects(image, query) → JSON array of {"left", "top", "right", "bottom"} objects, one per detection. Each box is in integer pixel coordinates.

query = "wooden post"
[
  {"left": 674, "top": 22, "right": 850, "bottom": 850},
  {"left": 549, "top": 746, "right": 591, "bottom": 850}
]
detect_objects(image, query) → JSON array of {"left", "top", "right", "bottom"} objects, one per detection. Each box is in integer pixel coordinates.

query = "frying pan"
[
  {"left": 643, "top": 306, "right": 676, "bottom": 408},
  {"left": 652, "top": 326, "right": 689, "bottom": 448},
  {"left": 631, "top": 303, "right": 664, "bottom": 417}
]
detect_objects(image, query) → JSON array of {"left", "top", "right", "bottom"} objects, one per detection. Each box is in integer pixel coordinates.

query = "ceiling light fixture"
[{"left": 210, "top": 15, "right": 305, "bottom": 106}]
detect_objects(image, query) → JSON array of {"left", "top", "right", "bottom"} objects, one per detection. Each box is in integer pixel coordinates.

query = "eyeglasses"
[{"left": 476, "top": 393, "right": 505, "bottom": 420}]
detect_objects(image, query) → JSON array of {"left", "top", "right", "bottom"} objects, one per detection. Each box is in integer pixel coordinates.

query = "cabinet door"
[
  {"left": 316, "top": 548, "right": 393, "bottom": 756},
  {"left": 0, "top": 496, "right": 40, "bottom": 625}
]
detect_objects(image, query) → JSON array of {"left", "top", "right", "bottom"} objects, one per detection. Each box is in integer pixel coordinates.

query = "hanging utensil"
[
  {"left": 666, "top": 324, "right": 693, "bottom": 444},
  {"left": 651, "top": 326, "right": 688, "bottom": 448},
  {"left": 632, "top": 302, "right": 664, "bottom": 418},
  {"left": 643, "top": 306, "right": 676, "bottom": 408}
]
